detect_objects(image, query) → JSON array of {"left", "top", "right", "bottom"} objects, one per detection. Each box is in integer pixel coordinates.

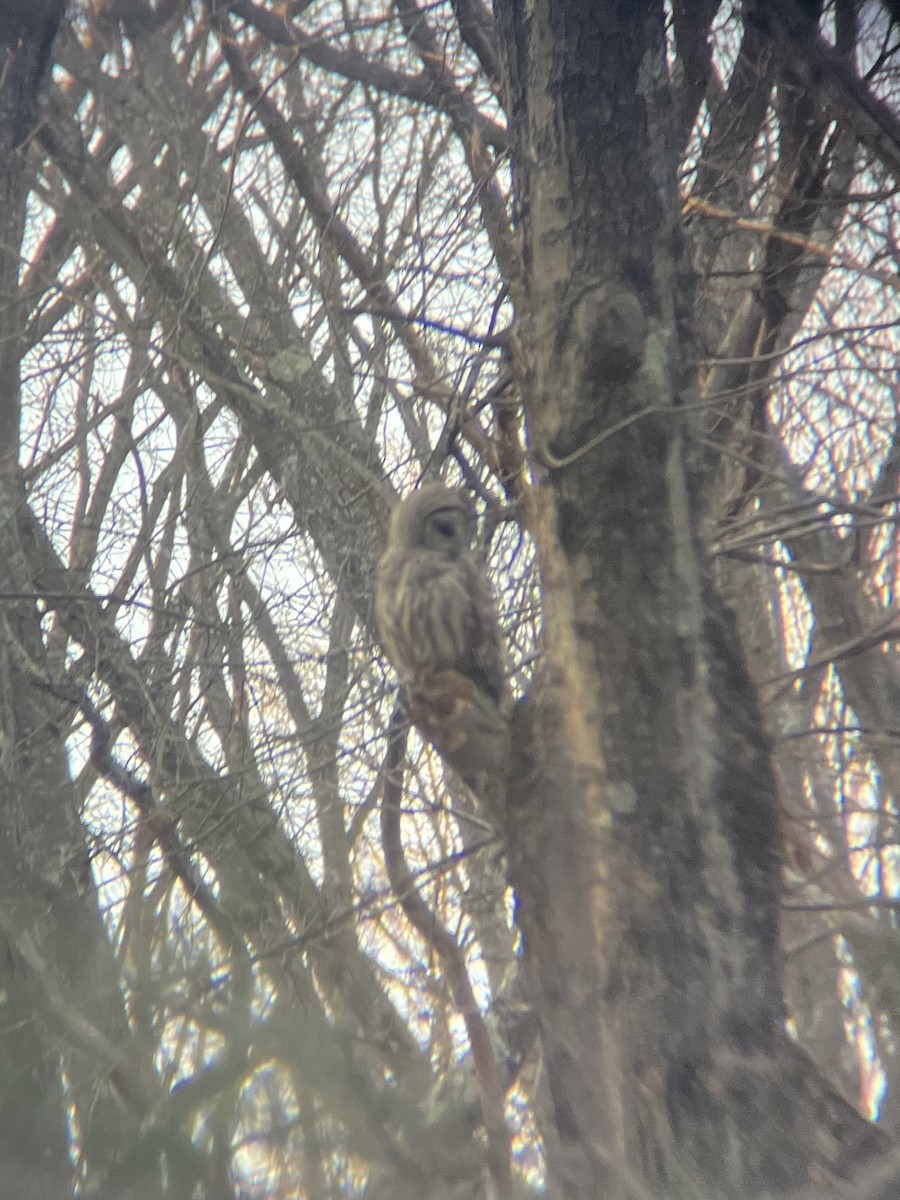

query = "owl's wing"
[{"left": 460, "top": 557, "right": 506, "bottom": 705}]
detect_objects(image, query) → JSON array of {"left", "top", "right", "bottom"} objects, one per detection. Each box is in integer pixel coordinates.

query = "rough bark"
[{"left": 493, "top": 2, "right": 885, "bottom": 1195}]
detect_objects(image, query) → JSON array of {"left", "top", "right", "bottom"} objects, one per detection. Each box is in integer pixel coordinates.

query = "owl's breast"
[{"left": 378, "top": 551, "right": 472, "bottom": 682}]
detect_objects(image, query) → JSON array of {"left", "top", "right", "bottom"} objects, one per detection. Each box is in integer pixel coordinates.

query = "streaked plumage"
[{"left": 375, "top": 485, "right": 506, "bottom": 704}]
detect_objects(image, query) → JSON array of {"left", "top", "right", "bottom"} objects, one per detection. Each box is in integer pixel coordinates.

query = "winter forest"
[{"left": 2, "top": 1, "right": 900, "bottom": 1197}]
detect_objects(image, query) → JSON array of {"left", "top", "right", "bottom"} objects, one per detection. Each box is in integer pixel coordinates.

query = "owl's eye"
[{"left": 434, "top": 517, "right": 457, "bottom": 539}]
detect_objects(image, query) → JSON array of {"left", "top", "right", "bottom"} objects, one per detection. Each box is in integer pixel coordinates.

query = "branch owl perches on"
[{"left": 375, "top": 484, "right": 510, "bottom": 786}]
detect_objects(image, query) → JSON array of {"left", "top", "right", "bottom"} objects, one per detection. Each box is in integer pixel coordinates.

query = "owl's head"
[{"left": 390, "top": 484, "right": 476, "bottom": 558}]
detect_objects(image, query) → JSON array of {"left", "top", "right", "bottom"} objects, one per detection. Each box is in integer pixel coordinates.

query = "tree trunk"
[{"left": 494, "top": 2, "right": 885, "bottom": 1194}]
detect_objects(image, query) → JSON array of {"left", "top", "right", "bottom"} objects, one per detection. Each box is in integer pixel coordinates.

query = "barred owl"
[{"left": 375, "top": 484, "right": 506, "bottom": 703}]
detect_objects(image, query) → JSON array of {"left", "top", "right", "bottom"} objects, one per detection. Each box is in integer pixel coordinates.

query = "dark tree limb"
[{"left": 381, "top": 701, "right": 513, "bottom": 1200}]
